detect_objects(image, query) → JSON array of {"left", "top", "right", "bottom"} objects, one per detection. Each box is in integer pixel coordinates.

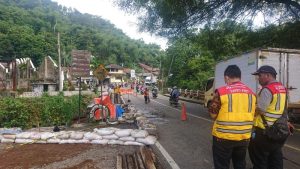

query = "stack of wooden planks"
[{"left": 117, "top": 146, "right": 157, "bottom": 169}]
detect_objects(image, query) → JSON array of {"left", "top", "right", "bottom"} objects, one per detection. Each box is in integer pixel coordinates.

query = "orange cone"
[{"left": 181, "top": 103, "right": 187, "bottom": 121}]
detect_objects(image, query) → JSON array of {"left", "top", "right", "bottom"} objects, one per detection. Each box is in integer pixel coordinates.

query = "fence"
[{"left": 164, "top": 88, "right": 205, "bottom": 100}]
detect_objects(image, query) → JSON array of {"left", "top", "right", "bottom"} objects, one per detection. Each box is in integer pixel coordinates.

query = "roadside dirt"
[{"left": 0, "top": 143, "right": 141, "bottom": 169}]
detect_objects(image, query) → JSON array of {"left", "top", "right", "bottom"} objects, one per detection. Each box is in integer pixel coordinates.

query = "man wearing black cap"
[{"left": 249, "top": 65, "right": 287, "bottom": 169}]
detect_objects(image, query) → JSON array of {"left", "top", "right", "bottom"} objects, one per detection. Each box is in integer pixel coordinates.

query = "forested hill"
[{"left": 0, "top": 0, "right": 163, "bottom": 68}]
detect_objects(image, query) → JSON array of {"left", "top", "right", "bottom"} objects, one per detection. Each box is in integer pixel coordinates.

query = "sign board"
[
  {"left": 71, "top": 50, "right": 91, "bottom": 77},
  {"left": 130, "top": 69, "right": 135, "bottom": 78},
  {"left": 93, "top": 64, "right": 108, "bottom": 81}
]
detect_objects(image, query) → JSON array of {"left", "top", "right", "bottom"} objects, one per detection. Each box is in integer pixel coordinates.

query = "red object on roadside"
[
  {"left": 94, "top": 96, "right": 116, "bottom": 120},
  {"left": 181, "top": 103, "right": 187, "bottom": 121}
]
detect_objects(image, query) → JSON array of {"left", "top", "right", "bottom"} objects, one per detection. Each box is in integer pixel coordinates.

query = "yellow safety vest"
[
  {"left": 212, "top": 82, "right": 256, "bottom": 141},
  {"left": 254, "top": 82, "right": 287, "bottom": 129}
]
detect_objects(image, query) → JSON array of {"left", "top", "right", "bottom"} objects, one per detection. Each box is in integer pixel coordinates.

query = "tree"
[{"left": 115, "top": 0, "right": 300, "bottom": 37}]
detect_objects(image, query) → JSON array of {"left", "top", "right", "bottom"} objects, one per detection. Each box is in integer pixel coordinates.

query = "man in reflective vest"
[
  {"left": 209, "top": 65, "right": 256, "bottom": 169},
  {"left": 249, "top": 65, "right": 287, "bottom": 169}
]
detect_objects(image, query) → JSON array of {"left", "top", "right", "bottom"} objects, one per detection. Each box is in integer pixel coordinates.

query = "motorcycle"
[
  {"left": 152, "top": 89, "right": 158, "bottom": 99},
  {"left": 169, "top": 96, "right": 179, "bottom": 107}
]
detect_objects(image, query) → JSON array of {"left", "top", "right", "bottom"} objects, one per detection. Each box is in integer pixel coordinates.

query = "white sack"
[
  {"left": 94, "top": 128, "right": 116, "bottom": 136},
  {"left": 91, "top": 139, "right": 109, "bottom": 145},
  {"left": 131, "top": 130, "right": 149, "bottom": 138},
  {"left": 15, "top": 139, "right": 34, "bottom": 144},
  {"left": 56, "top": 131, "right": 70, "bottom": 139},
  {"left": 41, "top": 132, "right": 56, "bottom": 140},
  {"left": 47, "top": 138, "right": 60, "bottom": 144},
  {"left": 16, "top": 132, "right": 33, "bottom": 139},
  {"left": 74, "top": 139, "right": 90, "bottom": 144},
  {"left": 124, "top": 141, "right": 144, "bottom": 146},
  {"left": 36, "top": 140, "right": 47, "bottom": 144},
  {"left": 108, "top": 140, "right": 124, "bottom": 145},
  {"left": 30, "top": 132, "right": 42, "bottom": 140},
  {"left": 1, "top": 138, "right": 15, "bottom": 143},
  {"left": 84, "top": 132, "right": 102, "bottom": 140},
  {"left": 70, "top": 132, "right": 84, "bottom": 140},
  {"left": 3, "top": 134, "right": 16, "bottom": 139},
  {"left": 119, "top": 136, "right": 135, "bottom": 141},
  {"left": 115, "top": 129, "right": 133, "bottom": 137},
  {"left": 102, "top": 134, "right": 119, "bottom": 140},
  {"left": 136, "top": 136, "right": 157, "bottom": 145}
]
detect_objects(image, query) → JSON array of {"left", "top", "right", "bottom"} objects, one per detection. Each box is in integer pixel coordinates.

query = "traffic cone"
[{"left": 181, "top": 102, "right": 187, "bottom": 121}]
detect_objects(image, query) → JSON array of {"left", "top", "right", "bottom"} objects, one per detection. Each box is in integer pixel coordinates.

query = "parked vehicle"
[
  {"left": 169, "top": 97, "right": 179, "bottom": 107},
  {"left": 204, "top": 48, "right": 300, "bottom": 121}
]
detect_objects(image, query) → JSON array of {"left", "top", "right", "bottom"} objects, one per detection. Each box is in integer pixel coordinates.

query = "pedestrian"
[
  {"left": 208, "top": 65, "right": 256, "bottom": 169},
  {"left": 114, "top": 85, "right": 121, "bottom": 104},
  {"left": 248, "top": 65, "right": 288, "bottom": 169},
  {"left": 144, "top": 87, "right": 150, "bottom": 103}
]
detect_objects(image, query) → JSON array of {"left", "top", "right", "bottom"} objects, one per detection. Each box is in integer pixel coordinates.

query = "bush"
[{"left": 0, "top": 94, "right": 93, "bottom": 129}]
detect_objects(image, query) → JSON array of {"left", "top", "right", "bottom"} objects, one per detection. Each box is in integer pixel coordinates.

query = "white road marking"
[
  {"left": 151, "top": 98, "right": 300, "bottom": 152},
  {"left": 155, "top": 141, "right": 181, "bottom": 169}
]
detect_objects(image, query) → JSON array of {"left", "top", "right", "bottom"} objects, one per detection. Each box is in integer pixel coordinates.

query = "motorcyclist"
[
  {"left": 170, "top": 86, "right": 180, "bottom": 99},
  {"left": 152, "top": 85, "right": 158, "bottom": 98}
]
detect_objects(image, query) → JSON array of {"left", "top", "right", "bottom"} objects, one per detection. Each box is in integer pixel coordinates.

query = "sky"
[{"left": 51, "top": 0, "right": 168, "bottom": 50}]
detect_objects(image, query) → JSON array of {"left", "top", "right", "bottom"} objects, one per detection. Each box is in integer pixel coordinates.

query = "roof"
[
  {"left": 123, "top": 68, "right": 131, "bottom": 74},
  {"left": 138, "top": 63, "right": 160, "bottom": 76},
  {"left": 105, "top": 64, "right": 123, "bottom": 69}
]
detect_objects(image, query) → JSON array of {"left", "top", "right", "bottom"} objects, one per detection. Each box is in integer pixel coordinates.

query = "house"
[
  {"left": 0, "top": 62, "right": 8, "bottom": 90},
  {"left": 105, "top": 64, "right": 125, "bottom": 83},
  {"left": 32, "top": 56, "right": 58, "bottom": 92},
  {"left": 138, "top": 63, "right": 160, "bottom": 85}
]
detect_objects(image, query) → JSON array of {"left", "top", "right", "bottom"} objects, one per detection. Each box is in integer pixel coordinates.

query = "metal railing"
[{"left": 164, "top": 88, "right": 205, "bottom": 100}]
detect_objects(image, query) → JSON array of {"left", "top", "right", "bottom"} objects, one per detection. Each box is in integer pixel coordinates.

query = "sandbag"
[
  {"left": 3, "top": 134, "right": 16, "bottom": 139},
  {"left": 119, "top": 136, "right": 135, "bottom": 141},
  {"left": 115, "top": 129, "right": 133, "bottom": 137},
  {"left": 84, "top": 132, "right": 102, "bottom": 140},
  {"left": 91, "top": 139, "right": 109, "bottom": 144},
  {"left": 70, "top": 132, "right": 84, "bottom": 140},
  {"left": 136, "top": 135, "right": 157, "bottom": 145},
  {"left": 16, "top": 132, "right": 33, "bottom": 139},
  {"left": 36, "top": 140, "right": 47, "bottom": 144},
  {"left": 124, "top": 141, "right": 144, "bottom": 146},
  {"left": 15, "top": 139, "right": 34, "bottom": 144},
  {"left": 131, "top": 130, "right": 149, "bottom": 138},
  {"left": 108, "top": 140, "right": 124, "bottom": 145},
  {"left": 56, "top": 131, "right": 70, "bottom": 139},
  {"left": 30, "top": 132, "right": 42, "bottom": 140},
  {"left": 94, "top": 128, "right": 116, "bottom": 136},
  {"left": 41, "top": 132, "right": 56, "bottom": 140},
  {"left": 102, "top": 134, "right": 119, "bottom": 140},
  {"left": 47, "top": 138, "right": 60, "bottom": 144},
  {"left": 1, "top": 138, "right": 15, "bottom": 143},
  {"left": 74, "top": 139, "right": 90, "bottom": 144}
]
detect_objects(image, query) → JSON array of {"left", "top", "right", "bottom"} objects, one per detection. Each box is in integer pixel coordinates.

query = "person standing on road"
[
  {"left": 248, "top": 65, "right": 288, "bottom": 169},
  {"left": 144, "top": 87, "right": 150, "bottom": 103},
  {"left": 208, "top": 65, "right": 256, "bottom": 169}
]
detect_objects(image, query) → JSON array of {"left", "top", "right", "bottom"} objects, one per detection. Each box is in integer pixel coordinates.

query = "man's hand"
[{"left": 288, "top": 122, "right": 295, "bottom": 135}]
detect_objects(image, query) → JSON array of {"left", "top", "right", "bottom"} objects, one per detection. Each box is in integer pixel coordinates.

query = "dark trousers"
[
  {"left": 213, "top": 136, "right": 249, "bottom": 169},
  {"left": 248, "top": 127, "right": 284, "bottom": 169},
  {"left": 114, "top": 93, "right": 119, "bottom": 104}
]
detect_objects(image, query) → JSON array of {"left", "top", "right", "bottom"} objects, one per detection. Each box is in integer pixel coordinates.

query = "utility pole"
[{"left": 57, "top": 32, "right": 63, "bottom": 91}]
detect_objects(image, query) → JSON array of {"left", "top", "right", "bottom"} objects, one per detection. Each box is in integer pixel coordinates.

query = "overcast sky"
[{"left": 51, "top": 0, "right": 168, "bottom": 50}]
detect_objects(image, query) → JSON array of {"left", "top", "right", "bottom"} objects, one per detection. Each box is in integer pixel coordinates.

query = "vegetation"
[
  {"left": 0, "top": 0, "right": 164, "bottom": 68},
  {"left": 0, "top": 94, "right": 92, "bottom": 129}
]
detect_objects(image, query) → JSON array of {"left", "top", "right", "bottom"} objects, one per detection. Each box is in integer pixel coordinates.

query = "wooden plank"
[
  {"left": 133, "top": 152, "right": 140, "bottom": 169},
  {"left": 135, "top": 152, "right": 146, "bottom": 169},
  {"left": 122, "top": 154, "right": 128, "bottom": 169},
  {"left": 126, "top": 154, "right": 135, "bottom": 169},
  {"left": 140, "top": 147, "right": 156, "bottom": 169},
  {"left": 117, "top": 154, "right": 123, "bottom": 169}
]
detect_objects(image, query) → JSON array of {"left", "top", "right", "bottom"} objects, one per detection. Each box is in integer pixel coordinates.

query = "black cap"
[{"left": 252, "top": 65, "right": 277, "bottom": 75}]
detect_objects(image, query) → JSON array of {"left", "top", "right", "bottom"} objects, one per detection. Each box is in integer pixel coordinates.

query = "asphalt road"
[{"left": 125, "top": 93, "right": 300, "bottom": 169}]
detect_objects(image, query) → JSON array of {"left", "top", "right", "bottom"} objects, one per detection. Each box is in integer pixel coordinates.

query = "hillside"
[{"left": 0, "top": 0, "right": 163, "bottom": 68}]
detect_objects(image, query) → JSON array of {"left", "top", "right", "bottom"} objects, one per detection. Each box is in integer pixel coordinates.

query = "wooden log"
[
  {"left": 117, "top": 154, "right": 123, "bottom": 169},
  {"left": 140, "top": 147, "right": 156, "bottom": 169},
  {"left": 135, "top": 152, "right": 146, "bottom": 169},
  {"left": 126, "top": 154, "right": 135, "bottom": 169}
]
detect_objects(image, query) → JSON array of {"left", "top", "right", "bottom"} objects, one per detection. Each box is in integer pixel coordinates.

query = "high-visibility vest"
[
  {"left": 254, "top": 82, "right": 287, "bottom": 129},
  {"left": 212, "top": 82, "right": 256, "bottom": 141}
]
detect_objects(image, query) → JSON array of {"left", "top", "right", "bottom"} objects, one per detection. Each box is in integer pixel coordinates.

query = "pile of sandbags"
[{"left": 0, "top": 127, "right": 157, "bottom": 145}]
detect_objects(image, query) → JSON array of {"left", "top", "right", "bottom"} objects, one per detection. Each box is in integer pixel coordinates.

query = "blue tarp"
[{"left": 116, "top": 105, "right": 124, "bottom": 118}]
